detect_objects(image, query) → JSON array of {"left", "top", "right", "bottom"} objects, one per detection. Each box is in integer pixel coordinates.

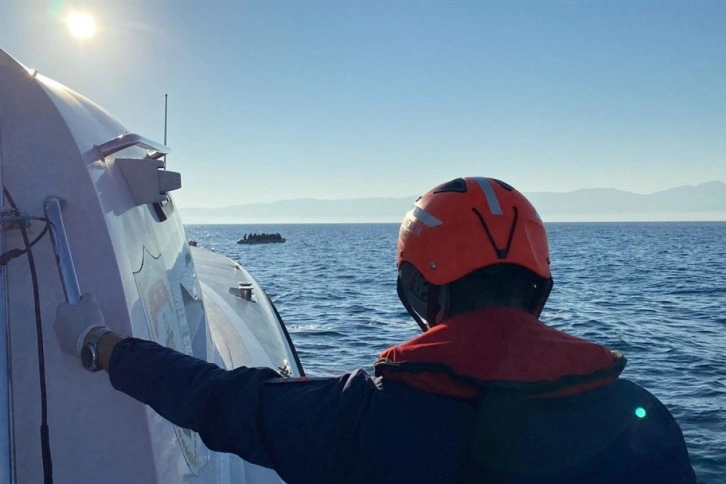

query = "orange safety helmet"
[{"left": 397, "top": 177, "right": 553, "bottom": 330}]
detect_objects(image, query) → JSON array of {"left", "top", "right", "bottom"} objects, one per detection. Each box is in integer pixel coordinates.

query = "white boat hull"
[{"left": 0, "top": 49, "right": 301, "bottom": 483}]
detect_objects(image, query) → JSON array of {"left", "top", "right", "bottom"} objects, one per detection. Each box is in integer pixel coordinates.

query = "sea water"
[{"left": 185, "top": 222, "right": 726, "bottom": 482}]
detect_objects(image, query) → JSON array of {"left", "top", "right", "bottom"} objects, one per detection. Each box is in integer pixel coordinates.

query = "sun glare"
[{"left": 66, "top": 12, "right": 96, "bottom": 40}]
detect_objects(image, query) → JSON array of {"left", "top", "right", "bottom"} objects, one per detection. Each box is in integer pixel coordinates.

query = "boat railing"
[{"left": 95, "top": 134, "right": 170, "bottom": 161}]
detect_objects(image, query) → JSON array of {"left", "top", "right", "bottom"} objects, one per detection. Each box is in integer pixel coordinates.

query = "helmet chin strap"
[
  {"left": 397, "top": 276, "right": 430, "bottom": 332},
  {"left": 426, "top": 284, "right": 443, "bottom": 328},
  {"left": 528, "top": 277, "right": 554, "bottom": 318}
]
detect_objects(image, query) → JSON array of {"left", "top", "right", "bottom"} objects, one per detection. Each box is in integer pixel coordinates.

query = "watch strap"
[
  {"left": 81, "top": 327, "right": 113, "bottom": 372},
  {"left": 85, "top": 326, "right": 113, "bottom": 347},
  {"left": 75, "top": 324, "right": 107, "bottom": 356}
]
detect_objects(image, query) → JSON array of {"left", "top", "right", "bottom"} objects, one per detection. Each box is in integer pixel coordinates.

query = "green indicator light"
[{"left": 635, "top": 407, "right": 646, "bottom": 418}]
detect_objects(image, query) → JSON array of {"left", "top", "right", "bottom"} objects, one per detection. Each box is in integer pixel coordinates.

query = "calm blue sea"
[{"left": 185, "top": 222, "right": 726, "bottom": 482}]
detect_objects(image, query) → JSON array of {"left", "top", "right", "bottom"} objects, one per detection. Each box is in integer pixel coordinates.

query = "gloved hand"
[{"left": 54, "top": 292, "right": 107, "bottom": 358}]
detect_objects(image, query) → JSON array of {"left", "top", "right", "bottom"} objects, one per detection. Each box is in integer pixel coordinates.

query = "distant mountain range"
[{"left": 180, "top": 181, "right": 726, "bottom": 224}]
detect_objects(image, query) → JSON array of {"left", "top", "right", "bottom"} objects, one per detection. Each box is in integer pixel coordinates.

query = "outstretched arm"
[
  {"left": 53, "top": 293, "right": 375, "bottom": 482},
  {"left": 106, "top": 337, "right": 282, "bottom": 467},
  {"left": 53, "top": 294, "right": 282, "bottom": 468}
]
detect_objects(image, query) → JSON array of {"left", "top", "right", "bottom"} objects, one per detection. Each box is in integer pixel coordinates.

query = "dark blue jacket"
[
  {"left": 109, "top": 338, "right": 695, "bottom": 483},
  {"left": 110, "top": 339, "right": 695, "bottom": 483}
]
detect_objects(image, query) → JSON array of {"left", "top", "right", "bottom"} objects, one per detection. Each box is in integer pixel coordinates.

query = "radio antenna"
[{"left": 163, "top": 93, "right": 168, "bottom": 161}]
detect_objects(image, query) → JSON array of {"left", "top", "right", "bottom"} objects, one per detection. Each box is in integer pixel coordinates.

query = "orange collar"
[{"left": 375, "top": 307, "right": 626, "bottom": 398}]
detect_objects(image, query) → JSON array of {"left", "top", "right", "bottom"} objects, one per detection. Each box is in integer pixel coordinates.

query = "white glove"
[{"left": 54, "top": 293, "right": 107, "bottom": 358}]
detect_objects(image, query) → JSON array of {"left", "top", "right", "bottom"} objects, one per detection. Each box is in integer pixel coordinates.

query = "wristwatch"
[{"left": 81, "top": 327, "right": 112, "bottom": 372}]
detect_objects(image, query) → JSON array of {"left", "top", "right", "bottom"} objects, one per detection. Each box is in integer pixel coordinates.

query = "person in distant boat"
[{"left": 54, "top": 177, "right": 696, "bottom": 483}]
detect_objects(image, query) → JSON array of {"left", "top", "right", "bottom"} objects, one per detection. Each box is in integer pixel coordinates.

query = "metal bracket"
[
  {"left": 229, "top": 282, "right": 254, "bottom": 301},
  {"left": 278, "top": 359, "right": 292, "bottom": 377},
  {"left": 116, "top": 158, "right": 182, "bottom": 206},
  {"left": 0, "top": 210, "right": 31, "bottom": 230}
]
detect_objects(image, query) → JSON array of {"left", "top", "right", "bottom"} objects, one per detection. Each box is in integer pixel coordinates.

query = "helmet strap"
[
  {"left": 426, "top": 284, "right": 441, "bottom": 328},
  {"left": 397, "top": 276, "right": 429, "bottom": 332},
  {"left": 528, "top": 277, "right": 554, "bottom": 318}
]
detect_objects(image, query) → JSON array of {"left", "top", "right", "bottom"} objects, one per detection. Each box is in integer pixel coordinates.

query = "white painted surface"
[{"left": 0, "top": 49, "right": 291, "bottom": 483}]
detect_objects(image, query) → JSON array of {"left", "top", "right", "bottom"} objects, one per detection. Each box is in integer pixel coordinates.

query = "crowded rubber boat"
[{"left": 237, "top": 232, "right": 286, "bottom": 244}]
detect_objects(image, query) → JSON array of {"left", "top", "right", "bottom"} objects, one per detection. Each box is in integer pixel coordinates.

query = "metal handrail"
[
  {"left": 44, "top": 198, "right": 81, "bottom": 304},
  {"left": 95, "top": 134, "right": 170, "bottom": 161}
]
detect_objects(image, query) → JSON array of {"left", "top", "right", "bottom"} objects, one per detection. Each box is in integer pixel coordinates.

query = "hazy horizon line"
[
  {"left": 177, "top": 180, "right": 726, "bottom": 210},
  {"left": 184, "top": 220, "right": 726, "bottom": 225}
]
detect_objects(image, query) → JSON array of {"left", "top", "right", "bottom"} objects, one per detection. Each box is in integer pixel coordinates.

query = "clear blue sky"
[{"left": 2, "top": 0, "right": 725, "bottom": 208}]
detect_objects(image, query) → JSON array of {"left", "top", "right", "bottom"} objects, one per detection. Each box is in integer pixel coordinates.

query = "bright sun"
[{"left": 66, "top": 12, "right": 96, "bottom": 40}]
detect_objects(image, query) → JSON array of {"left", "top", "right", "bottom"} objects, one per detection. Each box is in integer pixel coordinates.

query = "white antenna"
[{"left": 163, "top": 93, "right": 168, "bottom": 161}]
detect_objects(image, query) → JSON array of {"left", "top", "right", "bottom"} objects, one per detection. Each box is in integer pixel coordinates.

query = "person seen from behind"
[{"left": 55, "top": 176, "right": 696, "bottom": 483}]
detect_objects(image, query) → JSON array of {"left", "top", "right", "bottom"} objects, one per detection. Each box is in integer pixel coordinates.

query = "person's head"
[{"left": 396, "top": 177, "right": 553, "bottom": 331}]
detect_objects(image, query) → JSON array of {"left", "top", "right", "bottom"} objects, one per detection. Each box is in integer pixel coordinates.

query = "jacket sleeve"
[
  {"left": 108, "top": 338, "right": 282, "bottom": 467},
  {"left": 108, "top": 338, "right": 376, "bottom": 480}
]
